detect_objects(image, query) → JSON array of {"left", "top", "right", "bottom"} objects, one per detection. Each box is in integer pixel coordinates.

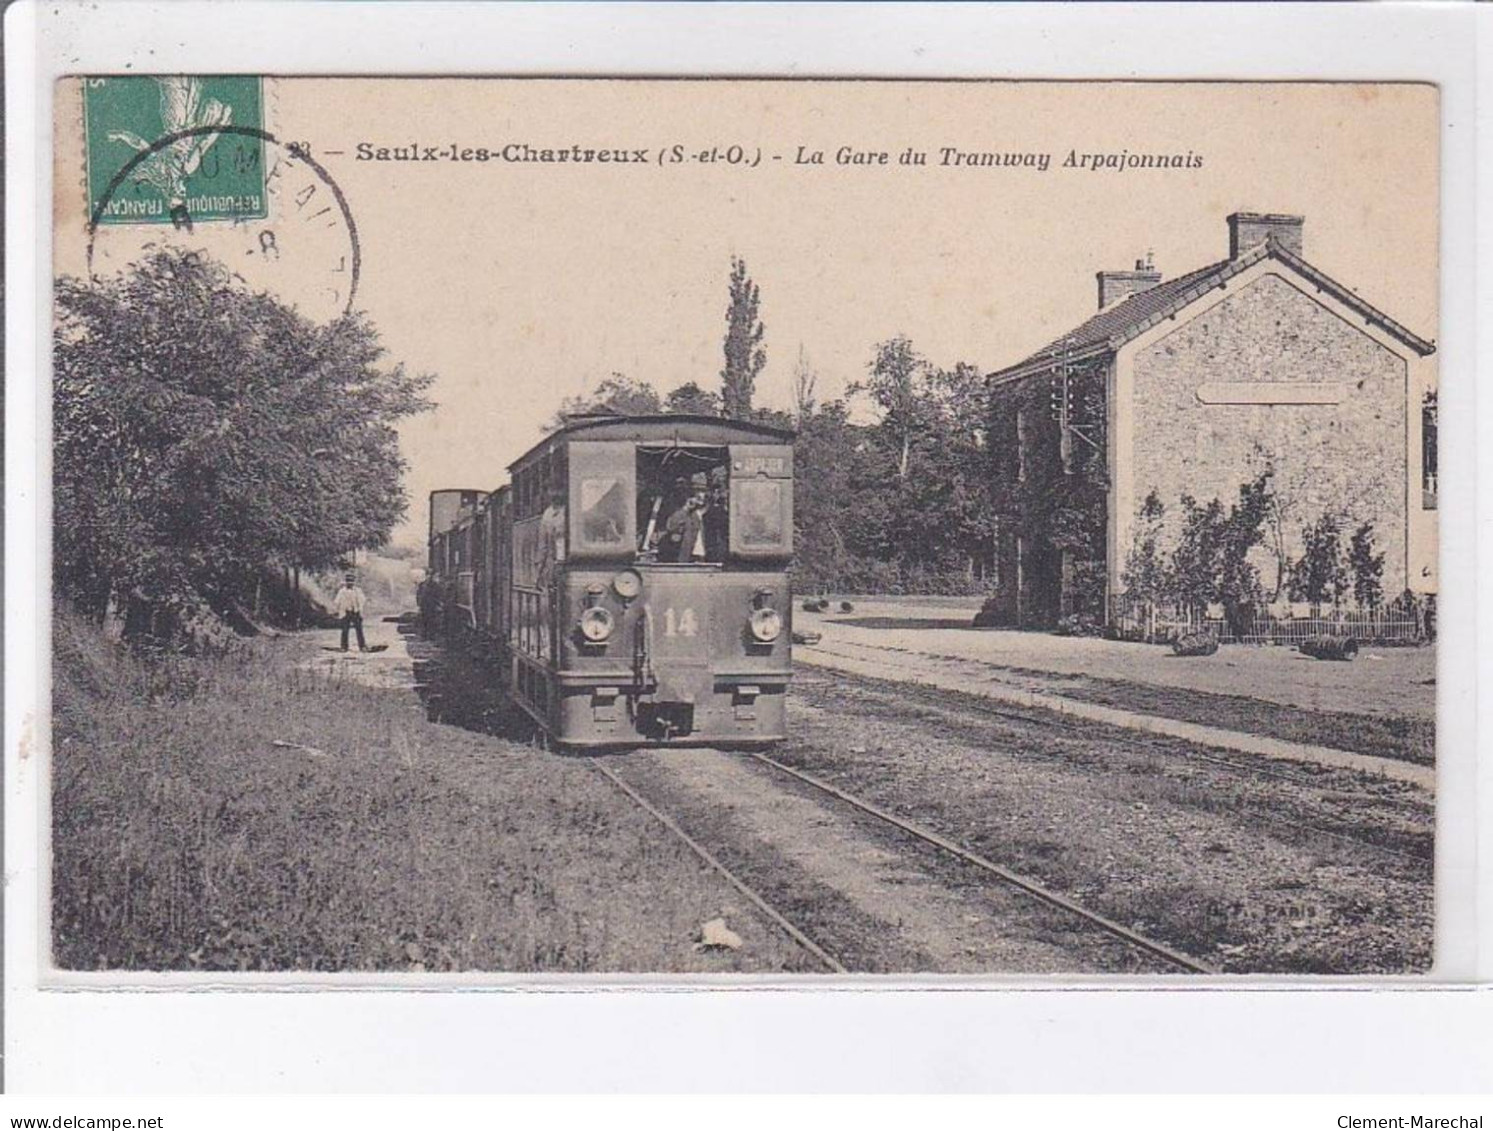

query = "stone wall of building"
[{"left": 1128, "top": 270, "right": 1409, "bottom": 598}]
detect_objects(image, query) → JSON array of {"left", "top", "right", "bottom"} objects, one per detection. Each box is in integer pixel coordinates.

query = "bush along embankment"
[
  {"left": 54, "top": 248, "right": 434, "bottom": 653},
  {"left": 51, "top": 604, "right": 812, "bottom": 973}
]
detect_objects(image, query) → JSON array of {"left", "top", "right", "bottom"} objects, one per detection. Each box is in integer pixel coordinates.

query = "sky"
[{"left": 54, "top": 78, "right": 1438, "bottom": 549}]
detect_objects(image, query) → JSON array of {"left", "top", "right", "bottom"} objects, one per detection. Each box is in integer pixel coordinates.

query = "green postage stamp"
[{"left": 83, "top": 75, "right": 267, "bottom": 225}]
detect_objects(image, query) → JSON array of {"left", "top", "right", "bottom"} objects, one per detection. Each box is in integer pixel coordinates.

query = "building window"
[{"left": 1422, "top": 390, "right": 1437, "bottom": 510}]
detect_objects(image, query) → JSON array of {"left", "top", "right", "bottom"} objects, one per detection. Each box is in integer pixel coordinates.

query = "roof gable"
[{"left": 989, "top": 239, "right": 1435, "bottom": 386}]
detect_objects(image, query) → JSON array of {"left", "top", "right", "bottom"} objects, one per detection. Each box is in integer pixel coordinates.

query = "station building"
[{"left": 982, "top": 211, "right": 1437, "bottom": 628}]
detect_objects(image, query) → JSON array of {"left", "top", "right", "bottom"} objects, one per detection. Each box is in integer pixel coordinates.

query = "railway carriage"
[
  {"left": 426, "top": 413, "right": 796, "bottom": 748},
  {"left": 424, "top": 489, "right": 487, "bottom": 635}
]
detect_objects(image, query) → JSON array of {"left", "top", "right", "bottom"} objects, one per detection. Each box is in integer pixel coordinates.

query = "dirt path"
[{"left": 293, "top": 616, "right": 420, "bottom": 691}]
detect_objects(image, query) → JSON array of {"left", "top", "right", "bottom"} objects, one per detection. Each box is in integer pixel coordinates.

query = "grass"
[
  {"left": 50, "top": 606, "right": 812, "bottom": 973},
  {"left": 1043, "top": 674, "right": 1435, "bottom": 768},
  {"left": 863, "top": 647, "right": 1434, "bottom": 767}
]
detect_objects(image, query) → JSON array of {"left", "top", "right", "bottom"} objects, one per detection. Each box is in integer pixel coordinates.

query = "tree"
[
  {"left": 750, "top": 405, "right": 796, "bottom": 431},
  {"left": 53, "top": 249, "right": 432, "bottom": 626},
  {"left": 1248, "top": 441, "right": 1388, "bottom": 601},
  {"left": 550, "top": 374, "right": 662, "bottom": 428},
  {"left": 1349, "top": 521, "right": 1385, "bottom": 611},
  {"left": 791, "top": 399, "right": 860, "bottom": 588},
  {"left": 856, "top": 336, "right": 927, "bottom": 480},
  {"left": 720, "top": 256, "right": 766, "bottom": 419},
  {"left": 1169, "top": 494, "right": 1227, "bottom": 620},
  {"left": 1218, "top": 471, "right": 1272, "bottom": 634},
  {"left": 1290, "top": 512, "right": 1350, "bottom": 611},
  {"left": 794, "top": 342, "right": 1006, "bottom": 592},
  {"left": 1167, "top": 471, "right": 1271, "bottom": 636},
  {"left": 663, "top": 381, "right": 722, "bottom": 417},
  {"left": 1122, "top": 490, "right": 1168, "bottom": 608},
  {"left": 791, "top": 344, "right": 817, "bottom": 425},
  {"left": 905, "top": 361, "right": 998, "bottom": 577}
]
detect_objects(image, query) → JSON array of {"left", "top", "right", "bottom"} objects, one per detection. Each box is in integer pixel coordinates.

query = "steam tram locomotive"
[{"left": 424, "top": 414, "right": 796, "bottom": 748}]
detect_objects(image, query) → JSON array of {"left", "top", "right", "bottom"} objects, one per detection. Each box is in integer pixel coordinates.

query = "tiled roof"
[{"left": 989, "top": 239, "right": 1435, "bottom": 386}]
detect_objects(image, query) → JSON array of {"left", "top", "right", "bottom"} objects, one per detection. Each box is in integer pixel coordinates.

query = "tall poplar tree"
[
  {"left": 720, "top": 256, "right": 766, "bottom": 419},
  {"left": 791, "top": 344, "right": 818, "bottom": 425}
]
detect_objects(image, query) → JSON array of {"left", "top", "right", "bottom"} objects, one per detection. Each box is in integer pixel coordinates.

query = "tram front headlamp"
[
  {"left": 579, "top": 606, "right": 615, "bottom": 643},
  {"left": 612, "top": 569, "right": 643, "bottom": 600},
  {"left": 748, "top": 607, "right": 783, "bottom": 643}
]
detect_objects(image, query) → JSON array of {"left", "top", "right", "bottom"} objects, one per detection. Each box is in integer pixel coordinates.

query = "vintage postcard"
[{"left": 48, "top": 76, "right": 1439, "bottom": 980}]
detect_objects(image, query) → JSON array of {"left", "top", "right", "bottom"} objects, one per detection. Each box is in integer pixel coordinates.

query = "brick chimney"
[
  {"left": 1096, "top": 252, "right": 1161, "bottom": 310},
  {"left": 1228, "top": 212, "right": 1304, "bottom": 259}
]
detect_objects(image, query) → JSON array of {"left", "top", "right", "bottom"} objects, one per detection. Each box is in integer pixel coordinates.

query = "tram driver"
[{"left": 660, "top": 472, "right": 713, "bottom": 563}]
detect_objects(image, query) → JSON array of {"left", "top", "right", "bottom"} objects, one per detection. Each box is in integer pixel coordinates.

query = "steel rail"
[
  {"left": 910, "top": 694, "right": 1430, "bottom": 863},
  {"left": 1242, "top": 809, "right": 1430, "bottom": 866},
  {"left": 588, "top": 758, "right": 848, "bottom": 974},
  {"left": 741, "top": 750, "right": 1221, "bottom": 976}
]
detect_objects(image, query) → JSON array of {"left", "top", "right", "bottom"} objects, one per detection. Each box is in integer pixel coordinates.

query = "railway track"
[
  {"left": 795, "top": 667, "right": 1433, "bottom": 866},
  {"left": 416, "top": 638, "right": 1419, "bottom": 968},
  {"left": 590, "top": 751, "right": 1219, "bottom": 976},
  {"left": 738, "top": 750, "right": 1220, "bottom": 975},
  {"left": 588, "top": 757, "right": 847, "bottom": 973}
]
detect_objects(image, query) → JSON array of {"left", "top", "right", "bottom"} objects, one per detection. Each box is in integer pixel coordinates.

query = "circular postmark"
[{"left": 87, "top": 124, "right": 361, "bottom": 320}]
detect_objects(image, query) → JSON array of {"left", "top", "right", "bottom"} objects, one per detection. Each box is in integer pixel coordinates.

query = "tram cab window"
[
  {"left": 578, "top": 477, "right": 627, "bottom": 545},
  {"left": 636, "top": 446, "right": 729, "bottom": 564},
  {"left": 735, "top": 479, "right": 786, "bottom": 546}
]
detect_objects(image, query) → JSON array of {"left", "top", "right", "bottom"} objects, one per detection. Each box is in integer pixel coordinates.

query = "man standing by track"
[{"left": 335, "top": 572, "right": 368, "bottom": 652}]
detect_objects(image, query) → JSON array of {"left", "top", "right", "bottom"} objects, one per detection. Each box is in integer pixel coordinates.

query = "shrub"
[
  {"left": 1349, "top": 523, "right": 1385, "bottom": 611},
  {"left": 1290, "top": 513, "right": 1350, "bottom": 610},
  {"left": 54, "top": 250, "right": 432, "bottom": 638}
]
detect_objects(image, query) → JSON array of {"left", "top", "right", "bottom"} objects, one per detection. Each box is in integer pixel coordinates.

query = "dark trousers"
[{"left": 340, "top": 612, "right": 366, "bottom": 651}]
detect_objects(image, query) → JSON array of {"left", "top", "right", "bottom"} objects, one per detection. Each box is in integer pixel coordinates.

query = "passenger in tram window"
[
  {"left": 704, "top": 468, "right": 730, "bottom": 561},
  {"left": 537, "top": 483, "right": 567, "bottom": 587},
  {"left": 661, "top": 473, "right": 711, "bottom": 563}
]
